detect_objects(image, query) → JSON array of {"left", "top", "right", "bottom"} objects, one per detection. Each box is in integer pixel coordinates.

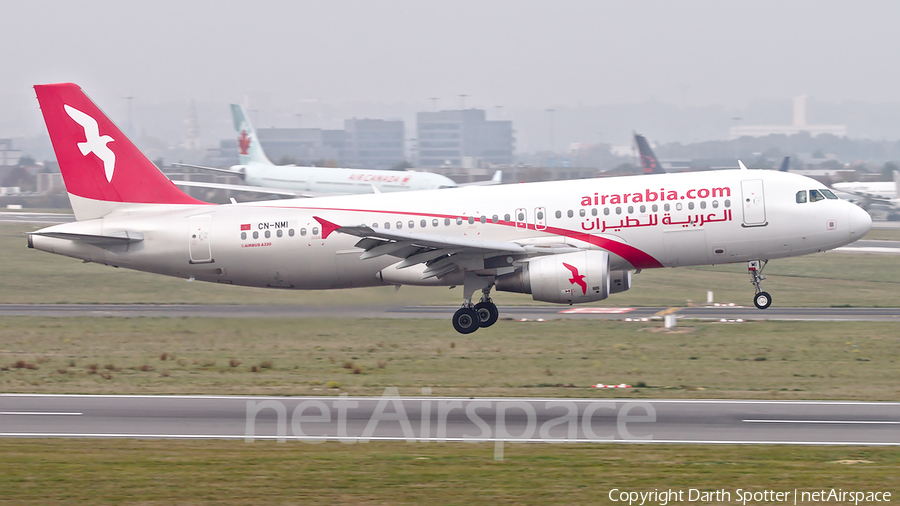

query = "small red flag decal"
[{"left": 240, "top": 224, "right": 251, "bottom": 231}]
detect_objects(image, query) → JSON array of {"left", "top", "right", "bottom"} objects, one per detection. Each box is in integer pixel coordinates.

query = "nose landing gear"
[{"left": 748, "top": 260, "right": 772, "bottom": 310}]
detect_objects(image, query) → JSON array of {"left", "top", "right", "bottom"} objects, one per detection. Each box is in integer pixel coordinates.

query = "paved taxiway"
[
  {"left": 0, "top": 303, "right": 898, "bottom": 321},
  {"left": 1, "top": 395, "right": 897, "bottom": 444}
]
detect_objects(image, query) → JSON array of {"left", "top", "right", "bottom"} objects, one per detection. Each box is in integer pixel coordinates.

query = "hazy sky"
[{"left": 3, "top": 0, "right": 900, "bottom": 143}]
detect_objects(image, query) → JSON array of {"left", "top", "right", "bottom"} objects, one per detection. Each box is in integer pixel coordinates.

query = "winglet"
[
  {"left": 738, "top": 160, "right": 748, "bottom": 171},
  {"left": 313, "top": 216, "right": 341, "bottom": 239},
  {"left": 490, "top": 170, "right": 503, "bottom": 183}
]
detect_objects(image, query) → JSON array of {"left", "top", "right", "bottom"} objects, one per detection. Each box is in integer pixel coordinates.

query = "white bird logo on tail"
[{"left": 64, "top": 104, "right": 116, "bottom": 182}]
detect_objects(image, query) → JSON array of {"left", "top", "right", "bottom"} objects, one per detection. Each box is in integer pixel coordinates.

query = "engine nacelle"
[
  {"left": 609, "top": 269, "right": 632, "bottom": 294},
  {"left": 495, "top": 251, "right": 610, "bottom": 304}
]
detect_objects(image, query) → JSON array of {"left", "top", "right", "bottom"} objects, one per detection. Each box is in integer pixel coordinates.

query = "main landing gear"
[
  {"left": 452, "top": 275, "right": 499, "bottom": 334},
  {"left": 748, "top": 259, "right": 772, "bottom": 310}
]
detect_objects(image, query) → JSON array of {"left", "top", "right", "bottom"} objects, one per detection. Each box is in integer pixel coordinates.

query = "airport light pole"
[{"left": 545, "top": 108, "right": 555, "bottom": 154}]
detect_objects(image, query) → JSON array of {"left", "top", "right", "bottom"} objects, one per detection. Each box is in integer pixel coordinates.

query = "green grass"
[
  {"left": 4, "top": 222, "right": 900, "bottom": 306},
  {"left": 0, "top": 440, "right": 896, "bottom": 504},
  {"left": 1, "top": 317, "right": 898, "bottom": 400}
]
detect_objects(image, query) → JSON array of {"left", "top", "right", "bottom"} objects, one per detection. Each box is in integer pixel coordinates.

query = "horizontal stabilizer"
[
  {"left": 171, "top": 163, "right": 244, "bottom": 176},
  {"left": 29, "top": 230, "right": 143, "bottom": 245}
]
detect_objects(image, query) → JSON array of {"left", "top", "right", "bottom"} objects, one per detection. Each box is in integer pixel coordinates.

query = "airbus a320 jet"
[{"left": 28, "top": 84, "right": 871, "bottom": 334}]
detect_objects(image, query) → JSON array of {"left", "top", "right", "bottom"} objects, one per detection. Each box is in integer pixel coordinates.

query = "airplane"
[
  {"left": 636, "top": 133, "right": 791, "bottom": 174},
  {"left": 831, "top": 170, "right": 899, "bottom": 202},
  {"left": 173, "top": 104, "right": 501, "bottom": 197},
  {"left": 28, "top": 83, "right": 872, "bottom": 334},
  {"left": 633, "top": 133, "right": 666, "bottom": 174}
]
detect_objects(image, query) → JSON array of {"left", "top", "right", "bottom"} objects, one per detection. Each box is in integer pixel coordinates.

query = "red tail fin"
[{"left": 34, "top": 83, "right": 206, "bottom": 219}]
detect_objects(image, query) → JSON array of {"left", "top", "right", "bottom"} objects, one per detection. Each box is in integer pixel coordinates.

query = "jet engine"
[
  {"left": 609, "top": 269, "right": 632, "bottom": 294},
  {"left": 495, "top": 250, "right": 610, "bottom": 304}
]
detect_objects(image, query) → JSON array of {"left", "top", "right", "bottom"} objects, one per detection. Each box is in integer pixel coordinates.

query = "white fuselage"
[
  {"left": 240, "top": 162, "right": 458, "bottom": 194},
  {"left": 31, "top": 170, "right": 870, "bottom": 293}
]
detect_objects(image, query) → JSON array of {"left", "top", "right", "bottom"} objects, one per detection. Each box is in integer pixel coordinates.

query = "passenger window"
[
  {"left": 480, "top": 216, "right": 486, "bottom": 224},
  {"left": 537, "top": 211, "right": 544, "bottom": 220},
  {"left": 445, "top": 218, "right": 451, "bottom": 226},
  {"left": 700, "top": 201, "right": 706, "bottom": 210},
  {"left": 604, "top": 208, "right": 610, "bottom": 216},
  {"left": 372, "top": 223, "right": 378, "bottom": 228},
  {"left": 591, "top": 208, "right": 597, "bottom": 216},
  {"left": 810, "top": 189, "right": 825, "bottom": 202},
  {"left": 627, "top": 206, "right": 634, "bottom": 214},
  {"left": 504, "top": 214, "right": 510, "bottom": 222},
  {"left": 491, "top": 215, "right": 498, "bottom": 223},
  {"left": 567, "top": 210, "right": 574, "bottom": 218},
  {"left": 579, "top": 209, "right": 586, "bottom": 217},
  {"left": 676, "top": 203, "right": 683, "bottom": 211},
  {"left": 468, "top": 216, "right": 475, "bottom": 224},
  {"left": 433, "top": 219, "right": 439, "bottom": 227},
  {"left": 712, "top": 200, "right": 719, "bottom": 208},
  {"left": 289, "top": 229, "right": 295, "bottom": 237},
  {"left": 264, "top": 230, "right": 270, "bottom": 239},
  {"left": 397, "top": 221, "right": 403, "bottom": 229},
  {"left": 651, "top": 204, "right": 658, "bottom": 212},
  {"left": 687, "top": 202, "right": 694, "bottom": 210},
  {"left": 796, "top": 190, "right": 807, "bottom": 203},
  {"left": 640, "top": 205, "right": 646, "bottom": 213},
  {"left": 277, "top": 229, "right": 283, "bottom": 238},
  {"left": 312, "top": 227, "right": 319, "bottom": 236},
  {"left": 724, "top": 199, "right": 731, "bottom": 208},
  {"left": 456, "top": 218, "right": 463, "bottom": 225},
  {"left": 301, "top": 228, "right": 307, "bottom": 236},
  {"left": 253, "top": 231, "right": 259, "bottom": 239},
  {"left": 384, "top": 223, "right": 390, "bottom": 230},
  {"left": 555, "top": 210, "right": 562, "bottom": 219},
  {"left": 421, "top": 219, "right": 427, "bottom": 228},
  {"left": 241, "top": 232, "right": 247, "bottom": 240},
  {"left": 616, "top": 207, "right": 622, "bottom": 215},
  {"left": 409, "top": 220, "right": 415, "bottom": 229},
  {"left": 664, "top": 203, "right": 671, "bottom": 212}
]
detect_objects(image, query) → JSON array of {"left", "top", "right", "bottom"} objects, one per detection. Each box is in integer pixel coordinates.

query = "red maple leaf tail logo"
[
  {"left": 562, "top": 262, "right": 588, "bottom": 295},
  {"left": 238, "top": 130, "right": 251, "bottom": 155}
]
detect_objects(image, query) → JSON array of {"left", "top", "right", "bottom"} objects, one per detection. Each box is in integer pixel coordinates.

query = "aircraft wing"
[
  {"left": 170, "top": 180, "right": 323, "bottom": 198},
  {"left": 314, "top": 216, "right": 578, "bottom": 279}
]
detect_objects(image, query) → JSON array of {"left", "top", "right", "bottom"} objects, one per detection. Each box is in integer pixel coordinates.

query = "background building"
[
  {"left": 343, "top": 118, "right": 405, "bottom": 169},
  {"left": 416, "top": 109, "right": 514, "bottom": 168}
]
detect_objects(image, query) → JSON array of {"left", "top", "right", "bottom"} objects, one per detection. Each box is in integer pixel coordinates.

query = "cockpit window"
[
  {"left": 796, "top": 190, "right": 807, "bottom": 203},
  {"left": 821, "top": 189, "right": 838, "bottom": 200},
  {"left": 809, "top": 189, "right": 825, "bottom": 202}
]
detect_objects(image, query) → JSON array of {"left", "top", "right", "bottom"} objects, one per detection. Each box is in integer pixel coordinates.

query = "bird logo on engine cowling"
[{"left": 562, "top": 262, "right": 587, "bottom": 295}]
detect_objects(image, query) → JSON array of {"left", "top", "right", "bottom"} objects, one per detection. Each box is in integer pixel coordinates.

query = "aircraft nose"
[{"left": 847, "top": 204, "right": 872, "bottom": 240}]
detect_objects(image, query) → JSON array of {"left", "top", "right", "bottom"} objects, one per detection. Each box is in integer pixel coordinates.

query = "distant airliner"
[
  {"left": 29, "top": 83, "right": 871, "bottom": 334},
  {"left": 174, "top": 103, "right": 500, "bottom": 197}
]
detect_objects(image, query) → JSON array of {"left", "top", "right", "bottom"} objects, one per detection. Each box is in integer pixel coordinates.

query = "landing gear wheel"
[
  {"left": 452, "top": 307, "right": 480, "bottom": 334},
  {"left": 474, "top": 301, "right": 499, "bottom": 328},
  {"left": 754, "top": 291, "right": 772, "bottom": 310}
]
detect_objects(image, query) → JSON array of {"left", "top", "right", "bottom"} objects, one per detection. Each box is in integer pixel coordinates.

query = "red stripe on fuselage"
[{"left": 251, "top": 204, "right": 664, "bottom": 269}]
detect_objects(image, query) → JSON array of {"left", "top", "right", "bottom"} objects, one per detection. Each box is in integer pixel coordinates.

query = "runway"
[
  {"left": 1, "top": 395, "right": 897, "bottom": 445},
  {"left": 0, "top": 303, "right": 898, "bottom": 321}
]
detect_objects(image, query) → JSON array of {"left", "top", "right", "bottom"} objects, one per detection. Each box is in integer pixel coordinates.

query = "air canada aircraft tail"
[
  {"left": 34, "top": 83, "right": 206, "bottom": 221},
  {"left": 634, "top": 133, "right": 665, "bottom": 174},
  {"left": 231, "top": 103, "right": 274, "bottom": 166}
]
